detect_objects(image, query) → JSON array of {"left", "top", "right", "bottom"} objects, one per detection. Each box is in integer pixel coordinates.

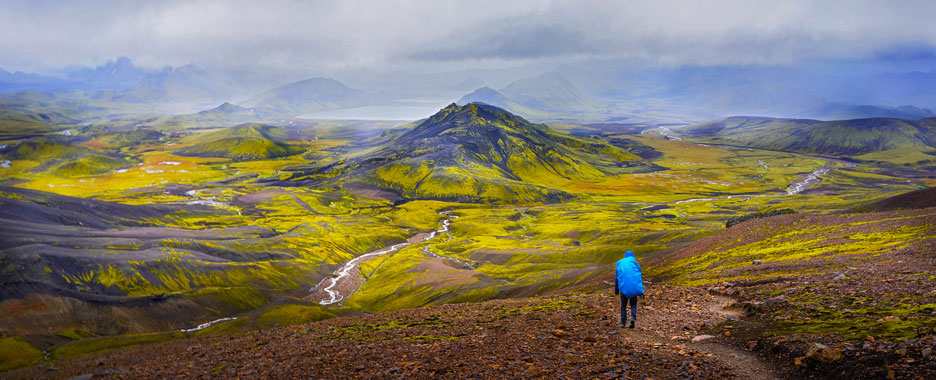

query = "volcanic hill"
[{"left": 284, "top": 102, "right": 651, "bottom": 203}]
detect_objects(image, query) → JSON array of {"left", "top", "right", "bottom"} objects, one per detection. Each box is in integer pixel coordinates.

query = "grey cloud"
[
  {"left": 409, "top": 23, "right": 598, "bottom": 61},
  {"left": 0, "top": 0, "right": 934, "bottom": 74}
]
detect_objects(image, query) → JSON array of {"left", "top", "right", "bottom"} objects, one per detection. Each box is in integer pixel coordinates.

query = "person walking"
[{"left": 614, "top": 250, "right": 644, "bottom": 328}]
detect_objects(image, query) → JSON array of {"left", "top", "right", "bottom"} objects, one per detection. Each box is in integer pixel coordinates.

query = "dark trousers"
[{"left": 620, "top": 295, "right": 637, "bottom": 323}]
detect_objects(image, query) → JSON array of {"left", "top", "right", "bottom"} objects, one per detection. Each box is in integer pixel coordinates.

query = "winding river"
[{"left": 314, "top": 212, "right": 456, "bottom": 306}]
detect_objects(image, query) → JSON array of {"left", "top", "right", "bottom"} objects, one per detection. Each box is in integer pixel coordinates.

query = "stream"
[
  {"left": 422, "top": 215, "right": 477, "bottom": 269},
  {"left": 315, "top": 211, "right": 456, "bottom": 306},
  {"left": 653, "top": 156, "right": 855, "bottom": 206},
  {"left": 180, "top": 317, "right": 237, "bottom": 333},
  {"left": 184, "top": 189, "right": 242, "bottom": 216}
]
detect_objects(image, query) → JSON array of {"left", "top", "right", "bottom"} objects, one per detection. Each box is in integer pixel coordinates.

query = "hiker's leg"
[
  {"left": 620, "top": 294, "right": 627, "bottom": 325},
  {"left": 629, "top": 296, "right": 638, "bottom": 321}
]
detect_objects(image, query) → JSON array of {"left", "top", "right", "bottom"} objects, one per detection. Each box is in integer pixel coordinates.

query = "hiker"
[{"left": 614, "top": 250, "right": 644, "bottom": 328}]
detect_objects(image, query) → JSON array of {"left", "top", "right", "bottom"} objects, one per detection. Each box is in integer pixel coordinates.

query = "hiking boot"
[
  {"left": 629, "top": 320, "right": 635, "bottom": 329},
  {"left": 620, "top": 321, "right": 627, "bottom": 328}
]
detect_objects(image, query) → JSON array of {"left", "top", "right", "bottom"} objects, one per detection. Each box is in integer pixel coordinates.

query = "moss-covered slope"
[{"left": 176, "top": 123, "right": 304, "bottom": 160}]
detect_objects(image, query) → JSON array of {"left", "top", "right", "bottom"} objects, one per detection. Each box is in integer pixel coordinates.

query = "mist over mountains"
[{"left": 2, "top": 56, "right": 935, "bottom": 123}]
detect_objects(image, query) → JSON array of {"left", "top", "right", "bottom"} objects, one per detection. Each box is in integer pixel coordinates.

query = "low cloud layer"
[{"left": 1, "top": 0, "right": 934, "bottom": 73}]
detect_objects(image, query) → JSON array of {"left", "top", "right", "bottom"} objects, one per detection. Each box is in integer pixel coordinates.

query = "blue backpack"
[{"left": 616, "top": 251, "right": 644, "bottom": 298}]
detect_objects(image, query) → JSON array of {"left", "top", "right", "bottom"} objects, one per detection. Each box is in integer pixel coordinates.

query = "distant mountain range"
[
  {"left": 798, "top": 102, "right": 935, "bottom": 121},
  {"left": 242, "top": 77, "right": 371, "bottom": 117},
  {"left": 1, "top": 58, "right": 935, "bottom": 122},
  {"left": 65, "top": 57, "right": 147, "bottom": 90},
  {"left": 555, "top": 63, "right": 936, "bottom": 121},
  {"left": 458, "top": 71, "right": 606, "bottom": 119},
  {"left": 95, "top": 65, "right": 248, "bottom": 105}
]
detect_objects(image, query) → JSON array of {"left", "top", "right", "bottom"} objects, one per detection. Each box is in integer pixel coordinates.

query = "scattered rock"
[
  {"left": 67, "top": 375, "right": 93, "bottom": 380},
  {"left": 922, "top": 347, "right": 932, "bottom": 358},
  {"left": 752, "top": 260, "right": 763, "bottom": 266},
  {"left": 524, "top": 366, "right": 544, "bottom": 377},
  {"left": 765, "top": 296, "right": 786, "bottom": 306},
  {"left": 96, "top": 369, "right": 129, "bottom": 376},
  {"left": 833, "top": 273, "right": 846, "bottom": 281},
  {"left": 691, "top": 335, "right": 715, "bottom": 342},
  {"left": 804, "top": 343, "right": 843, "bottom": 363}
]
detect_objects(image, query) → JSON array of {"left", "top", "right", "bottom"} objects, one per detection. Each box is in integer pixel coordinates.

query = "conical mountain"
[{"left": 350, "top": 103, "right": 641, "bottom": 203}]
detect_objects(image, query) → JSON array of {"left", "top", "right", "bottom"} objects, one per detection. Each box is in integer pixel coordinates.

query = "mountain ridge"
[
  {"left": 243, "top": 77, "right": 369, "bottom": 117},
  {"left": 679, "top": 115, "right": 936, "bottom": 163}
]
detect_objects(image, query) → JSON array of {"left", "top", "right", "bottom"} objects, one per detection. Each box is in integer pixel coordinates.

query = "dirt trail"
[
  {"left": 690, "top": 295, "right": 784, "bottom": 380},
  {"left": 609, "top": 288, "right": 786, "bottom": 380}
]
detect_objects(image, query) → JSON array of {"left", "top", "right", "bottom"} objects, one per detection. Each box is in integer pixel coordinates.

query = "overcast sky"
[{"left": 1, "top": 0, "right": 934, "bottom": 75}]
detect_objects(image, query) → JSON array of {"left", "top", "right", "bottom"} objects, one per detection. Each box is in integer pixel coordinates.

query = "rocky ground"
[{"left": 7, "top": 282, "right": 784, "bottom": 379}]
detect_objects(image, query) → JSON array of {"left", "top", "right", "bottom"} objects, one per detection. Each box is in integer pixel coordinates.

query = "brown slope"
[
  {"left": 7, "top": 283, "right": 786, "bottom": 379},
  {"left": 643, "top": 204, "right": 936, "bottom": 380},
  {"left": 848, "top": 186, "right": 936, "bottom": 213}
]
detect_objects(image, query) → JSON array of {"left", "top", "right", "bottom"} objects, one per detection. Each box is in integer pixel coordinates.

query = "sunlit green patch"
[
  {"left": 768, "top": 303, "right": 936, "bottom": 341},
  {"left": 50, "top": 331, "right": 187, "bottom": 360},
  {"left": 318, "top": 316, "right": 447, "bottom": 341},
  {"left": 0, "top": 337, "right": 44, "bottom": 371},
  {"left": 500, "top": 299, "right": 578, "bottom": 313},
  {"left": 251, "top": 303, "right": 336, "bottom": 330}
]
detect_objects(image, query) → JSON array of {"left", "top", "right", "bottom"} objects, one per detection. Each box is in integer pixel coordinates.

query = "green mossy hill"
[
  {"left": 0, "top": 337, "right": 43, "bottom": 371},
  {"left": 0, "top": 101, "right": 76, "bottom": 138},
  {"left": 681, "top": 116, "right": 936, "bottom": 160},
  {"left": 339, "top": 103, "right": 645, "bottom": 203},
  {"left": 1, "top": 136, "right": 133, "bottom": 177},
  {"left": 1, "top": 136, "right": 93, "bottom": 160},
  {"left": 177, "top": 123, "right": 304, "bottom": 160},
  {"left": 97, "top": 128, "right": 164, "bottom": 148},
  {"left": 51, "top": 155, "right": 133, "bottom": 177}
]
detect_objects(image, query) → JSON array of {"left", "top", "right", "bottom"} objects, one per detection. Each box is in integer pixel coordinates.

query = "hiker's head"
[{"left": 625, "top": 250, "right": 635, "bottom": 258}]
